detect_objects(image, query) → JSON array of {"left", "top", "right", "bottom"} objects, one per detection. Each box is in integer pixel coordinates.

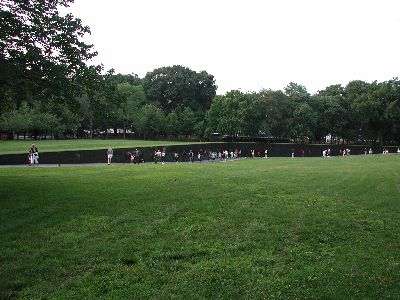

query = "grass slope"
[
  {"left": 0, "top": 156, "right": 399, "bottom": 298},
  {"left": 0, "top": 139, "right": 209, "bottom": 155}
]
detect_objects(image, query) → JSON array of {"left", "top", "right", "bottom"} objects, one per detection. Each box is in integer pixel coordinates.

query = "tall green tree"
[
  {"left": 0, "top": 102, "right": 31, "bottom": 137},
  {"left": 284, "top": 83, "right": 316, "bottom": 140},
  {"left": 345, "top": 80, "right": 372, "bottom": 142},
  {"left": 166, "top": 111, "right": 180, "bottom": 137},
  {"left": 30, "top": 109, "right": 60, "bottom": 139},
  {"left": 116, "top": 82, "right": 145, "bottom": 138},
  {"left": 290, "top": 102, "right": 317, "bottom": 141},
  {"left": 179, "top": 107, "right": 196, "bottom": 136},
  {"left": 0, "top": 0, "right": 100, "bottom": 111},
  {"left": 256, "top": 89, "right": 291, "bottom": 138},
  {"left": 314, "top": 85, "right": 347, "bottom": 143},
  {"left": 351, "top": 79, "right": 400, "bottom": 145},
  {"left": 284, "top": 82, "right": 310, "bottom": 103},
  {"left": 135, "top": 104, "right": 166, "bottom": 139},
  {"left": 206, "top": 90, "right": 259, "bottom": 136},
  {"left": 143, "top": 65, "right": 217, "bottom": 113}
]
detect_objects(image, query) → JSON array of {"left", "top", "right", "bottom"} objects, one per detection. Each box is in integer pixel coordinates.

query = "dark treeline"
[
  {"left": 207, "top": 80, "right": 400, "bottom": 145},
  {"left": 1, "top": 0, "right": 399, "bottom": 145}
]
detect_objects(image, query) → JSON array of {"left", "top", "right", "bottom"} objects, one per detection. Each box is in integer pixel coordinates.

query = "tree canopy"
[
  {"left": 143, "top": 65, "right": 217, "bottom": 114},
  {"left": 0, "top": 0, "right": 100, "bottom": 110}
]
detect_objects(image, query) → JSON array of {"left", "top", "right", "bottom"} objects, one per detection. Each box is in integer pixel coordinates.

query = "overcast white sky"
[{"left": 66, "top": 0, "right": 400, "bottom": 95}]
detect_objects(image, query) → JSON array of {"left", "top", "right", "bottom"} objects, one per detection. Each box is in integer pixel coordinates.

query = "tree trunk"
[
  {"left": 123, "top": 122, "right": 126, "bottom": 140},
  {"left": 377, "top": 128, "right": 383, "bottom": 147},
  {"left": 89, "top": 118, "right": 93, "bottom": 139}
]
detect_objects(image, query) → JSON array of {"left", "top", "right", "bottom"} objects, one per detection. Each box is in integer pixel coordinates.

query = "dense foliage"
[
  {"left": 0, "top": 0, "right": 100, "bottom": 110},
  {"left": 143, "top": 65, "right": 216, "bottom": 113},
  {"left": 205, "top": 81, "right": 400, "bottom": 144},
  {"left": 1, "top": 1, "right": 399, "bottom": 144}
]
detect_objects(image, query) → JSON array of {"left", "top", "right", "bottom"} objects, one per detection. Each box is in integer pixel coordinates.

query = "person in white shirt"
[{"left": 107, "top": 147, "right": 113, "bottom": 165}]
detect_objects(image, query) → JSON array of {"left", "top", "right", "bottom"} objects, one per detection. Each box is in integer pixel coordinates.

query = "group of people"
[
  {"left": 250, "top": 149, "right": 271, "bottom": 158},
  {"left": 153, "top": 149, "right": 166, "bottom": 164},
  {"left": 322, "top": 148, "right": 331, "bottom": 157},
  {"left": 107, "top": 147, "right": 145, "bottom": 165},
  {"left": 128, "top": 148, "right": 144, "bottom": 164},
  {"left": 106, "top": 147, "right": 246, "bottom": 165},
  {"left": 185, "top": 149, "right": 242, "bottom": 163},
  {"left": 340, "top": 149, "right": 351, "bottom": 156},
  {"left": 382, "top": 148, "right": 400, "bottom": 154},
  {"left": 382, "top": 148, "right": 395, "bottom": 155},
  {"left": 363, "top": 148, "right": 373, "bottom": 155},
  {"left": 152, "top": 149, "right": 246, "bottom": 163},
  {"left": 25, "top": 144, "right": 400, "bottom": 166},
  {"left": 28, "top": 144, "right": 39, "bottom": 166},
  {"left": 290, "top": 149, "right": 306, "bottom": 158}
]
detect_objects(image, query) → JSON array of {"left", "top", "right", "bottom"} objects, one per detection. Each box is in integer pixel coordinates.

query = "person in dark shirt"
[{"left": 189, "top": 150, "right": 194, "bottom": 163}]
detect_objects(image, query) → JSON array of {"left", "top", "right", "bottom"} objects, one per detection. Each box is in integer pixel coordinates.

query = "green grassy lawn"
[
  {"left": 0, "top": 139, "right": 210, "bottom": 155},
  {"left": 0, "top": 155, "right": 399, "bottom": 298}
]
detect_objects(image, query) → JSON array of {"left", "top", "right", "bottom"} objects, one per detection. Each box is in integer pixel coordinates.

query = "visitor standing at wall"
[
  {"left": 29, "top": 144, "right": 39, "bottom": 166},
  {"left": 189, "top": 150, "right": 194, "bottom": 163},
  {"left": 107, "top": 147, "right": 113, "bottom": 165}
]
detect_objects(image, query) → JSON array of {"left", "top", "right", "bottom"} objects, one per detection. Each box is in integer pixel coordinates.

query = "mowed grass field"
[
  {"left": 0, "top": 139, "right": 208, "bottom": 155},
  {"left": 0, "top": 155, "right": 399, "bottom": 298}
]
